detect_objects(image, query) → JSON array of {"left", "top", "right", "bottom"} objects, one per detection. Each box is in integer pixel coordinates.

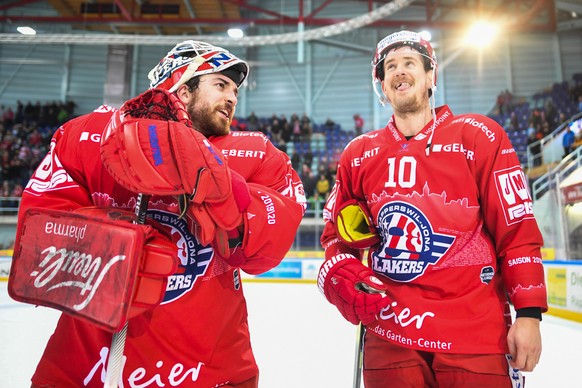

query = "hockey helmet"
[
  {"left": 148, "top": 40, "right": 249, "bottom": 92},
  {"left": 371, "top": 31, "right": 437, "bottom": 103}
]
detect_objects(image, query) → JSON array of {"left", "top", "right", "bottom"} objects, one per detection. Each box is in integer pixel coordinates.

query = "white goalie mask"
[{"left": 148, "top": 41, "right": 249, "bottom": 92}]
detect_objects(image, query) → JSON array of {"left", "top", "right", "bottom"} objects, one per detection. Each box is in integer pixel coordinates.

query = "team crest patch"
[
  {"left": 480, "top": 266, "right": 495, "bottom": 284},
  {"left": 371, "top": 202, "right": 455, "bottom": 282},
  {"left": 148, "top": 210, "right": 213, "bottom": 303}
]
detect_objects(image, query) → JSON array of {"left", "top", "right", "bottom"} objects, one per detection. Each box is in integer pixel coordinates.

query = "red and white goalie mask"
[{"left": 148, "top": 40, "right": 250, "bottom": 92}]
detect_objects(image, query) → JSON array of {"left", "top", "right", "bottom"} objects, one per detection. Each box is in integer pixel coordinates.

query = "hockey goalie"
[{"left": 9, "top": 41, "right": 305, "bottom": 388}]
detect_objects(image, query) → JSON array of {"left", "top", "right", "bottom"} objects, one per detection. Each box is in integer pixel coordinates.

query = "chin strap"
[{"left": 425, "top": 85, "right": 437, "bottom": 156}]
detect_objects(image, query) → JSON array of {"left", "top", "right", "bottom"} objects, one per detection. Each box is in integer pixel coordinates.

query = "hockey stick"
[
  {"left": 104, "top": 193, "right": 150, "bottom": 388},
  {"left": 353, "top": 322, "right": 365, "bottom": 388},
  {"left": 352, "top": 281, "right": 386, "bottom": 388}
]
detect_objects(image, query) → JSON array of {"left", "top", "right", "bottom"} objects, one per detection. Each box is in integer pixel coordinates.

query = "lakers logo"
[
  {"left": 148, "top": 210, "right": 212, "bottom": 303},
  {"left": 371, "top": 202, "right": 455, "bottom": 282}
]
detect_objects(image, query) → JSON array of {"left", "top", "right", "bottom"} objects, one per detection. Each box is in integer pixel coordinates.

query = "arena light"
[
  {"left": 464, "top": 21, "right": 497, "bottom": 47},
  {"left": 17, "top": 26, "right": 36, "bottom": 36},
  {"left": 227, "top": 28, "right": 244, "bottom": 39},
  {"left": 419, "top": 30, "right": 432, "bottom": 42}
]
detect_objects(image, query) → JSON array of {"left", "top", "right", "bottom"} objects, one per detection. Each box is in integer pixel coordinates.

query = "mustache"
[
  {"left": 393, "top": 77, "right": 413, "bottom": 88},
  {"left": 215, "top": 101, "right": 234, "bottom": 117}
]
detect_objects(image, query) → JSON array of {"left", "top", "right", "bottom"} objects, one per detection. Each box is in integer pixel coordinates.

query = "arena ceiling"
[{"left": 0, "top": 0, "right": 580, "bottom": 43}]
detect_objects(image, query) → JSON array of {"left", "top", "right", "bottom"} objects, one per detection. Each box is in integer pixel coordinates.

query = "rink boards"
[
  {"left": 0, "top": 250, "right": 324, "bottom": 284},
  {"left": 543, "top": 260, "right": 582, "bottom": 322},
  {"left": 2, "top": 250, "right": 582, "bottom": 322}
]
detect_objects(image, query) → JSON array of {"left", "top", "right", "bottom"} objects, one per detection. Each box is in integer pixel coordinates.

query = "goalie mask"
[
  {"left": 148, "top": 41, "right": 249, "bottom": 92},
  {"left": 371, "top": 30, "right": 437, "bottom": 105}
]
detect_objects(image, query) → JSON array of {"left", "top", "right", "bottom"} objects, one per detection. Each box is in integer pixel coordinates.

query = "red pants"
[
  {"left": 32, "top": 375, "right": 259, "bottom": 388},
  {"left": 363, "top": 332, "right": 522, "bottom": 388}
]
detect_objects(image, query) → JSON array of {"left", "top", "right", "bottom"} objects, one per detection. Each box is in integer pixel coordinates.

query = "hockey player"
[
  {"left": 318, "top": 30, "right": 547, "bottom": 387},
  {"left": 12, "top": 41, "right": 305, "bottom": 387}
]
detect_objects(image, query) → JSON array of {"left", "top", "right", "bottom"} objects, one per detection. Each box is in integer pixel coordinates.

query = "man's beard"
[
  {"left": 392, "top": 92, "right": 426, "bottom": 115},
  {"left": 187, "top": 101, "right": 231, "bottom": 137}
]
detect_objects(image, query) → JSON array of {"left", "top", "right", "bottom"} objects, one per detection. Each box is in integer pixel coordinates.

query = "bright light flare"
[
  {"left": 227, "top": 28, "right": 244, "bottom": 39},
  {"left": 465, "top": 21, "right": 497, "bottom": 47},
  {"left": 17, "top": 26, "right": 36, "bottom": 35}
]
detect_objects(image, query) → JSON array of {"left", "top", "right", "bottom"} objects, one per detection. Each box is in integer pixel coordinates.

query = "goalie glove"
[
  {"left": 318, "top": 253, "right": 389, "bottom": 325},
  {"left": 100, "top": 88, "right": 251, "bottom": 255},
  {"left": 100, "top": 88, "right": 230, "bottom": 200},
  {"left": 186, "top": 168, "right": 251, "bottom": 259},
  {"left": 8, "top": 207, "right": 178, "bottom": 332}
]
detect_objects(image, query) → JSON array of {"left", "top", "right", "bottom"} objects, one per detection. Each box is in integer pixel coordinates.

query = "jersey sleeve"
[
  {"left": 220, "top": 135, "right": 306, "bottom": 275},
  {"left": 471, "top": 115, "right": 548, "bottom": 312},
  {"left": 17, "top": 108, "right": 117, "bottom": 235},
  {"left": 18, "top": 118, "right": 94, "bottom": 226}
]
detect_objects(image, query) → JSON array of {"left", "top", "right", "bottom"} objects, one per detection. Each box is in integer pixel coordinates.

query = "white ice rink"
[{"left": 2, "top": 281, "right": 582, "bottom": 388}]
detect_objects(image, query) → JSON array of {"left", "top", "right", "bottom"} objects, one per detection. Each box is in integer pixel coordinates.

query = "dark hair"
[
  {"left": 184, "top": 76, "right": 201, "bottom": 92},
  {"left": 375, "top": 43, "right": 433, "bottom": 81},
  {"left": 375, "top": 43, "right": 435, "bottom": 97}
]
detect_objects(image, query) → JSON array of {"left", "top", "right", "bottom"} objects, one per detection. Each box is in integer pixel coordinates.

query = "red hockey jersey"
[
  {"left": 19, "top": 105, "right": 305, "bottom": 387},
  {"left": 321, "top": 105, "right": 547, "bottom": 354}
]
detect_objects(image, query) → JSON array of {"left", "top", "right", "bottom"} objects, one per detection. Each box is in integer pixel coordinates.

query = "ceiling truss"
[{"left": 0, "top": 0, "right": 578, "bottom": 39}]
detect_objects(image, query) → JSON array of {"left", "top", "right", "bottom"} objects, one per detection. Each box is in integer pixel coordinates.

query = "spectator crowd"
[
  {"left": 0, "top": 100, "right": 78, "bottom": 212},
  {"left": 491, "top": 73, "right": 582, "bottom": 168},
  {"left": 2, "top": 72, "right": 582, "bottom": 220}
]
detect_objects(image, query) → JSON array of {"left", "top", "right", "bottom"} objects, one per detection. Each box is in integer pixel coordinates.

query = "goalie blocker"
[{"left": 8, "top": 207, "right": 177, "bottom": 332}]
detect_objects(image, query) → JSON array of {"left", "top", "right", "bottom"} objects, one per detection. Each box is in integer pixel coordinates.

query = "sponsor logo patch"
[{"left": 494, "top": 167, "right": 534, "bottom": 225}]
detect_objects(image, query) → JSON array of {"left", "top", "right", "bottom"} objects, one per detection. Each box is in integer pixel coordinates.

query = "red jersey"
[
  {"left": 21, "top": 105, "right": 306, "bottom": 387},
  {"left": 321, "top": 105, "right": 547, "bottom": 354}
]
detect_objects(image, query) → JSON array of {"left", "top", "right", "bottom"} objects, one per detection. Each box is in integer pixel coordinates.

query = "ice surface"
[{"left": 1, "top": 281, "right": 580, "bottom": 387}]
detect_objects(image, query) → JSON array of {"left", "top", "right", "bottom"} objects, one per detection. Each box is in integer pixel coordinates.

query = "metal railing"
[
  {"left": 531, "top": 146, "right": 582, "bottom": 260},
  {"left": 532, "top": 143, "right": 582, "bottom": 201},
  {"left": 526, "top": 112, "right": 582, "bottom": 171},
  {"left": 0, "top": 196, "right": 328, "bottom": 251},
  {"left": 0, "top": 197, "right": 21, "bottom": 216}
]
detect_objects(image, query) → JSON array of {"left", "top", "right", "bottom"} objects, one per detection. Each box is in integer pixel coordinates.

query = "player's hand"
[
  {"left": 507, "top": 317, "right": 542, "bottom": 372},
  {"left": 318, "top": 254, "right": 390, "bottom": 325}
]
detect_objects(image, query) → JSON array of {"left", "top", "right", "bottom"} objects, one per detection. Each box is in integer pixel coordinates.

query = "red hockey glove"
[
  {"left": 318, "top": 253, "right": 389, "bottom": 325},
  {"left": 101, "top": 117, "right": 232, "bottom": 202},
  {"left": 335, "top": 200, "right": 380, "bottom": 249},
  {"left": 185, "top": 169, "right": 250, "bottom": 242},
  {"left": 100, "top": 88, "right": 251, "bottom": 254},
  {"left": 119, "top": 87, "right": 192, "bottom": 126},
  {"left": 101, "top": 88, "right": 231, "bottom": 200},
  {"left": 8, "top": 207, "right": 177, "bottom": 332}
]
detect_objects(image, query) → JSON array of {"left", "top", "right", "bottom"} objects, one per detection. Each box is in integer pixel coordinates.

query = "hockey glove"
[
  {"left": 186, "top": 168, "right": 251, "bottom": 258},
  {"left": 318, "top": 253, "right": 389, "bottom": 325},
  {"left": 100, "top": 88, "right": 251, "bottom": 254},
  {"left": 100, "top": 88, "right": 232, "bottom": 201},
  {"left": 8, "top": 207, "right": 178, "bottom": 332}
]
